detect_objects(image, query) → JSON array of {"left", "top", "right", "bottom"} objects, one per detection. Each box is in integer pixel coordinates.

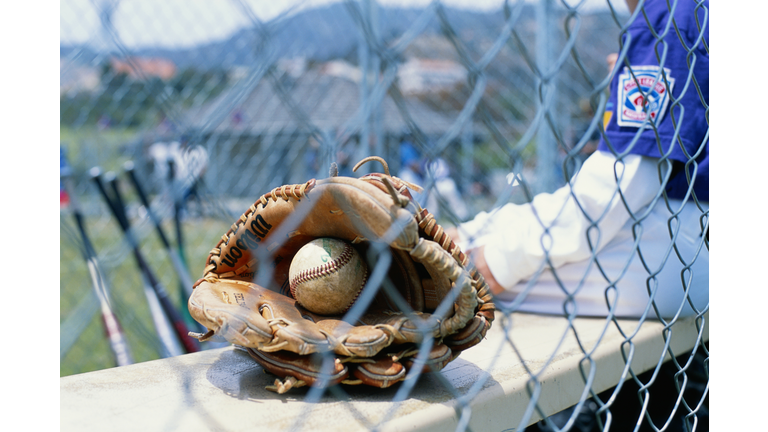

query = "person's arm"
[
  {"left": 625, "top": 0, "right": 639, "bottom": 14},
  {"left": 454, "top": 150, "right": 668, "bottom": 293}
]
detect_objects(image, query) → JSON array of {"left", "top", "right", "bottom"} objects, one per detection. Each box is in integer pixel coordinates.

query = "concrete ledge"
[{"left": 61, "top": 311, "right": 708, "bottom": 431}]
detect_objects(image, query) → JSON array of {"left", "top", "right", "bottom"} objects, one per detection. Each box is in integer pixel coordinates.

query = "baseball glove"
[{"left": 188, "top": 156, "right": 495, "bottom": 393}]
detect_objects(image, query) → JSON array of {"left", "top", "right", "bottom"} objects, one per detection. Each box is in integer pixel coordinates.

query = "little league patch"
[{"left": 617, "top": 65, "right": 675, "bottom": 128}]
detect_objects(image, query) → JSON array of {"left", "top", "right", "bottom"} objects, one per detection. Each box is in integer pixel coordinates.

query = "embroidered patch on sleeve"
[{"left": 617, "top": 66, "right": 675, "bottom": 128}]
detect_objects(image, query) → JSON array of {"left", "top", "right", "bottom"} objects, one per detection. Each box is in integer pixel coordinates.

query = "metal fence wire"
[{"left": 60, "top": 0, "right": 709, "bottom": 431}]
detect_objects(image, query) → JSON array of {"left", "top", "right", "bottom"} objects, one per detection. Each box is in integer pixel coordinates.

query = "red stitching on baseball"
[
  {"left": 345, "top": 267, "right": 368, "bottom": 313},
  {"left": 290, "top": 242, "right": 355, "bottom": 297}
]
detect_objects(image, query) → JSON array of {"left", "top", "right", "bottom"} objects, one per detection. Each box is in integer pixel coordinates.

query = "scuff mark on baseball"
[{"left": 289, "top": 238, "right": 368, "bottom": 316}]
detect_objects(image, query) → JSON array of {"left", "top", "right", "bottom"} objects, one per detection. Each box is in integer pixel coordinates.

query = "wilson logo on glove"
[{"left": 219, "top": 214, "right": 272, "bottom": 267}]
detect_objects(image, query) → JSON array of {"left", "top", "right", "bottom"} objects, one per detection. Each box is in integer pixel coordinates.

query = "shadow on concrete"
[{"left": 203, "top": 346, "right": 504, "bottom": 429}]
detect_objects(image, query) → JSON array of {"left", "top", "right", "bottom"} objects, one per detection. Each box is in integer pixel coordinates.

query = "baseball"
[{"left": 289, "top": 238, "right": 368, "bottom": 316}]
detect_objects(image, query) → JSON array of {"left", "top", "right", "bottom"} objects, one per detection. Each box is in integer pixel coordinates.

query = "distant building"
[
  {"left": 397, "top": 58, "right": 467, "bottom": 95},
  {"left": 109, "top": 56, "right": 177, "bottom": 80},
  {"left": 278, "top": 57, "right": 309, "bottom": 79},
  {"left": 60, "top": 59, "right": 100, "bottom": 95},
  {"left": 319, "top": 60, "right": 361, "bottom": 83}
]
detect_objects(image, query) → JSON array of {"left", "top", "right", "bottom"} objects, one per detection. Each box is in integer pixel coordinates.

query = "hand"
[
  {"left": 468, "top": 246, "right": 505, "bottom": 296},
  {"left": 446, "top": 227, "right": 505, "bottom": 296},
  {"left": 445, "top": 227, "right": 459, "bottom": 242}
]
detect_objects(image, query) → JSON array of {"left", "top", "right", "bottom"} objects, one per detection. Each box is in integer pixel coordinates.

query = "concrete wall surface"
[{"left": 61, "top": 311, "right": 708, "bottom": 432}]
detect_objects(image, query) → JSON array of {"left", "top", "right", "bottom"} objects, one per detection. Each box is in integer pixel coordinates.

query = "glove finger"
[
  {"left": 247, "top": 348, "right": 349, "bottom": 388},
  {"left": 315, "top": 320, "right": 394, "bottom": 357},
  {"left": 409, "top": 239, "right": 477, "bottom": 337},
  {"left": 443, "top": 315, "right": 490, "bottom": 352},
  {"left": 190, "top": 279, "right": 335, "bottom": 355},
  {"left": 189, "top": 280, "right": 273, "bottom": 347},
  {"left": 327, "top": 178, "right": 421, "bottom": 250},
  {"left": 297, "top": 310, "right": 437, "bottom": 357},
  {"left": 417, "top": 209, "right": 497, "bottom": 330},
  {"left": 348, "top": 357, "right": 406, "bottom": 389},
  {"left": 401, "top": 342, "right": 453, "bottom": 374},
  {"left": 258, "top": 290, "right": 335, "bottom": 355}
]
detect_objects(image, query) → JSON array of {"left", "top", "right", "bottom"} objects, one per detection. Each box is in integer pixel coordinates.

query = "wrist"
[{"left": 470, "top": 246, "right": 504, "bottom": 295}]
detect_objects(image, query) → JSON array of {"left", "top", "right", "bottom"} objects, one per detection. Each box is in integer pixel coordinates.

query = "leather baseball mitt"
[{"left": 188, "top": 157, "right": 495, "bottom": 393}]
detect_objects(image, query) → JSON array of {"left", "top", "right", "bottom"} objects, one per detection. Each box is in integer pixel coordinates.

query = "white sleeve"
[{"left": 458, "top": 150, "right": 667, "bottom": 290}]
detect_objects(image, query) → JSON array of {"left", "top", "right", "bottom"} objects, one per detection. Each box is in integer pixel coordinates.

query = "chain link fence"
[{"left": 60, "top": 0, "right": 708, "bottom": 430}]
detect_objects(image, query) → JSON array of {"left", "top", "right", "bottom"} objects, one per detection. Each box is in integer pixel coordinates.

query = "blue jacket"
[{"left": 598, "top": 0, "right": 709, "bottom": 201}]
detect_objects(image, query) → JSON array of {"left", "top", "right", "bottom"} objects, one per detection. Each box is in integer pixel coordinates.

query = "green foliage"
[
  {"left": 168, "top": 67, "right": 230, "bottom": 107},
  {"left": 60, "top": 64, "right": 229, "bottom": 128}
]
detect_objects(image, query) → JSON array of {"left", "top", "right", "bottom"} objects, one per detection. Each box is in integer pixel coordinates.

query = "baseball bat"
[
  {"left": 63, "top": 174, "right": 134, "bottom": 367},
  {"left": 167, "top": 159, "right": 203, "bottom": 332},
  {"left": 104, "top": 171, "right": 201, "bottom": 354},
  {"left": 124, "top": 161, "right": 196, "bottom": 298},
  {"left": 89, "top": 168, "right": 190, "bottom": 357},
  {"left": 123, "top": 161, "right": 204, "bottom": 334},
  {"left": 167, "top": 159, "right": 188, "bottom": 272},
  {"left": 89, "top": 168, "right": 181, "bottom": 358}
]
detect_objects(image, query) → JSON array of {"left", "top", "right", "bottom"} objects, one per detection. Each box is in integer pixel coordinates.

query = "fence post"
[{"left": 536, "top": 0, "right": 558, "bottom": 193}]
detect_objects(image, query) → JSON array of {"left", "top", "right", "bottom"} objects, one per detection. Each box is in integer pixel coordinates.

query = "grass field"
[
  {"left": 60, "top": 126, "right": 145, "bottom": 174},
  {"left": 60, "top": 207, "right": 232, "bottom": 376},
  {"left": 59, "top": 124, "right": 236, "bottom": 376}
]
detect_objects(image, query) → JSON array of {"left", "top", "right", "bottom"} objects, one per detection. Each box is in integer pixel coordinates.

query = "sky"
[{"left": 60, "top": 0, "right": 629, "bottom": 49}]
